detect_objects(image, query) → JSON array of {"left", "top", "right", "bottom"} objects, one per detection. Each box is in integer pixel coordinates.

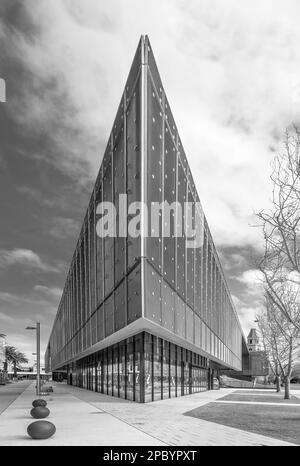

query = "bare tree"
[
  {"left": 257, "top": 295, "right": 299, "bottom": 399},
  {"left": 257, "top": 310, "right": 282, "bottom": 392},
  {"left": 257, "top": 126, "right": 300, "bottom": 331}
]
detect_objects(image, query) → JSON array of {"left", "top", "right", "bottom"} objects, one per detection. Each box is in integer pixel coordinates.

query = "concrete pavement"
[
  {"left": 0, "top": 382, "right": 297, "bottom": 446},
  {"left": 0, "top": 382, "right": 164, "bottom": 446},
  {"left": 0, "top": 380, "right": 31, "bottom": 415}
]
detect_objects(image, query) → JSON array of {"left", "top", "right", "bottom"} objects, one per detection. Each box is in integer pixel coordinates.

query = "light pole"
[{"left": 26, "top": 323, "right": 40, "bottom": 396}]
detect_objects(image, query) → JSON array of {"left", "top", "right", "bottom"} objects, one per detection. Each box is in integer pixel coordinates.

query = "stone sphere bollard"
[
  {"left": 27, "top": 421, "right": 56, "bottom": 439},
  {"left": 30, "top": 406, "right": 50, "bottom": 419},
  {"left": 32, "top": 399, "right": 47, "bottom": 408}
]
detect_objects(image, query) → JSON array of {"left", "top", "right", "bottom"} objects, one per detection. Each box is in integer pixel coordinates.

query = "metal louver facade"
[{"left": 45, "top": 36, "right": 247, "bottom": 402}]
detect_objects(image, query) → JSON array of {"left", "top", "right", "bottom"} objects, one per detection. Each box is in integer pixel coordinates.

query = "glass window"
[
  {"left": 153, "top": 336, "right": 162, "bottom": 401},
  {"left": 119, "top": 342, "right": 126, "bottom": 399},
  {"left": 162, "top": 340, "right": 170, "bottom": 399},
  {"left": 113, "top": 345, "right": 119, "bottom": 397},
  {"left": 102, "top": 349, "right": 107, "bottom": 394},
  {"left": 92, "top": 363, "right": 96, "bottom": 392},
  {"left": 96, "top": 358, "right": 102, "bottom": 393},
  {"left": 107, "top": 347, "right": 113, "bottom": 396},
  {"left": 144, "top": 333, "right": 153, "bottom": 402},
  {"left": 135, "top": 334, "right": 142, "bottom": 402},
  {"left": 126, "top": 338, "right": 134, "bottom": 401},
  {"left": 176, "top": 346, "right": 182, "bottom": 397},
  {"left": 170, "top": 344, "right": 176, "bottom": 398}
]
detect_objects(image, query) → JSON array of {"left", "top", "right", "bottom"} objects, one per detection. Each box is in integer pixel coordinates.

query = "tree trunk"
[
  {"left": 284, "top": 376, "right": 291, "bottom": 400},
  {"left": 276, "top": 375, "right": 281, "bottom": 392}
]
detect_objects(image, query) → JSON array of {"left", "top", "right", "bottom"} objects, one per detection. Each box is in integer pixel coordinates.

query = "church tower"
[{"left": 247, "top": 328, "right": 260, "bottom": 352}]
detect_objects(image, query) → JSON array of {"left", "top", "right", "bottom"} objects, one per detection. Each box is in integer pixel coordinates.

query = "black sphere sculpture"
[
  {"left": 27, "top": 421, "right": 56, "bottom": 440},
  {"left": 30, "top": 406, "right": 50, "bottom": 419},
  {"left": 32, "top": 399, "right": 47, "bottom": 408}
]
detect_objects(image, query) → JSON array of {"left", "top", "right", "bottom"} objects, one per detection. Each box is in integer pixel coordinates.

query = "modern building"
[{"left": 45, "top": 36, "right": 250, "bottom": 402}]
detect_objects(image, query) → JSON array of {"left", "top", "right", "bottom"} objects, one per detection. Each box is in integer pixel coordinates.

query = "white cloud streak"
[{"left": 0, "top": 248, "right": 60, "bottom": 273}]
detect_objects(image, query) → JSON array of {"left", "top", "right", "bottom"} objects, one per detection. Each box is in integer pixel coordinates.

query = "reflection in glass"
[
  {"left": 102, "top": 349, "right": 107, "bottom": 394},
  {"left": 170, "top": 344, "right": 176, "bottom": 398},
  {"left": 126, "top": 338, "right": 134, "bottom": 401},
  {"left": 107, "top": 347, "right": 113, "bottom": 396},
  {"left": 176, "top": 346, "right": 182, "bottom": 397},
  {"left": 113, "top": 345, "right": 119, "bottom": 397},
  {"left": 135, "top": 334, "right": 142, "bottom": 402},
  {"left": 97, "top": 360, "right": 102, "bottom": 393},
  {"left": 119, "top": 342, "right": 126, "bottom": 399},
  {"left": 153, "top": 337, "right": 162, "bottom": 401},
  {"left": 162, "top": 340, "right": 170, "bottom": 399},
  {"left": 144, "top": 334, "right": 153, "bottom": 402},
  {"left": 67, "top": 332, "right": 210, "bottom": 402}
]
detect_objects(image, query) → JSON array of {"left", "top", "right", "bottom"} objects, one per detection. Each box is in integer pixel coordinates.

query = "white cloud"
[
  {"left": 234, "top": 269, "right": 264, "bottom": 289},
  {"left": 237, "top": 305, "right": 262, "bottom": 337},
  {"left": 231, "top": 294, "right": 243, "bottom": 308},
  {"left": 232, "top": 269, "right": 265, "bottom": 331},
  {"left": 0, "top": 248, "right": 60, "bottom": 273},
  {"left": 34, "top": 285, "right": 62, "bottom": 301},
  {"left": 49, "top": 217, "right": 80, "bottom": 239},
  {"left": 2, "top": 0, "right": 298, "bottom": 250}
]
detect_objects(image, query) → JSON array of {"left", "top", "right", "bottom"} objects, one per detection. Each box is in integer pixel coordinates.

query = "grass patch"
[
  {"left": 185, "top": 402, "right": 300, "bottom": 445},
  {"left": 218, "top": 393, "right": 300, "bottom": 404}
]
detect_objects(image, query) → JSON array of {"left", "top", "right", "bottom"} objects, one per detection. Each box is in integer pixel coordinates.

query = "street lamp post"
[{"left": 26, "top": 323, "right": 40, "bottom": 396}]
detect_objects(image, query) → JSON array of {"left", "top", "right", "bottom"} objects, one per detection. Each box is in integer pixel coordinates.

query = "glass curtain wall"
[{"left": 70, "top": 332, "right": 208, "bottom": 403}]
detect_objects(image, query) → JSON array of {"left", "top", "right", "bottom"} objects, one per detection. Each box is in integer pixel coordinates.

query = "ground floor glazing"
[{"left": 64, "top": 332, "right": 213, "bottom": 403}]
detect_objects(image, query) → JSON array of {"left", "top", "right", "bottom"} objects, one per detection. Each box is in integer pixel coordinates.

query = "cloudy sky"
[{"left": 0, "top": 0, "right": 299, "bottom": 366}]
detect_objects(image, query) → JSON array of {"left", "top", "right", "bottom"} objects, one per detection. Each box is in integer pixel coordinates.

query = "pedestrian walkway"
[
  {"left": 0, "top": 382, "right": 296, "bottom": 446},
  {"left": 0, "top": 380, "right": 31, "bottom": 415},
  {"left": 0, "top": 382, "right": 164, "bottom": 446}
]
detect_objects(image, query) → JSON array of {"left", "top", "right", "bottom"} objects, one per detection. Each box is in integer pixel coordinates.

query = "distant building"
[{"left": 247, "top": 328, "right": 260, "bottom": 352}]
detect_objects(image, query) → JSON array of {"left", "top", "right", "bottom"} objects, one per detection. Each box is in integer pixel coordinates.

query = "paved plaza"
[{"left": 0, "top": 381, "right": 298, "bottom": 446}]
